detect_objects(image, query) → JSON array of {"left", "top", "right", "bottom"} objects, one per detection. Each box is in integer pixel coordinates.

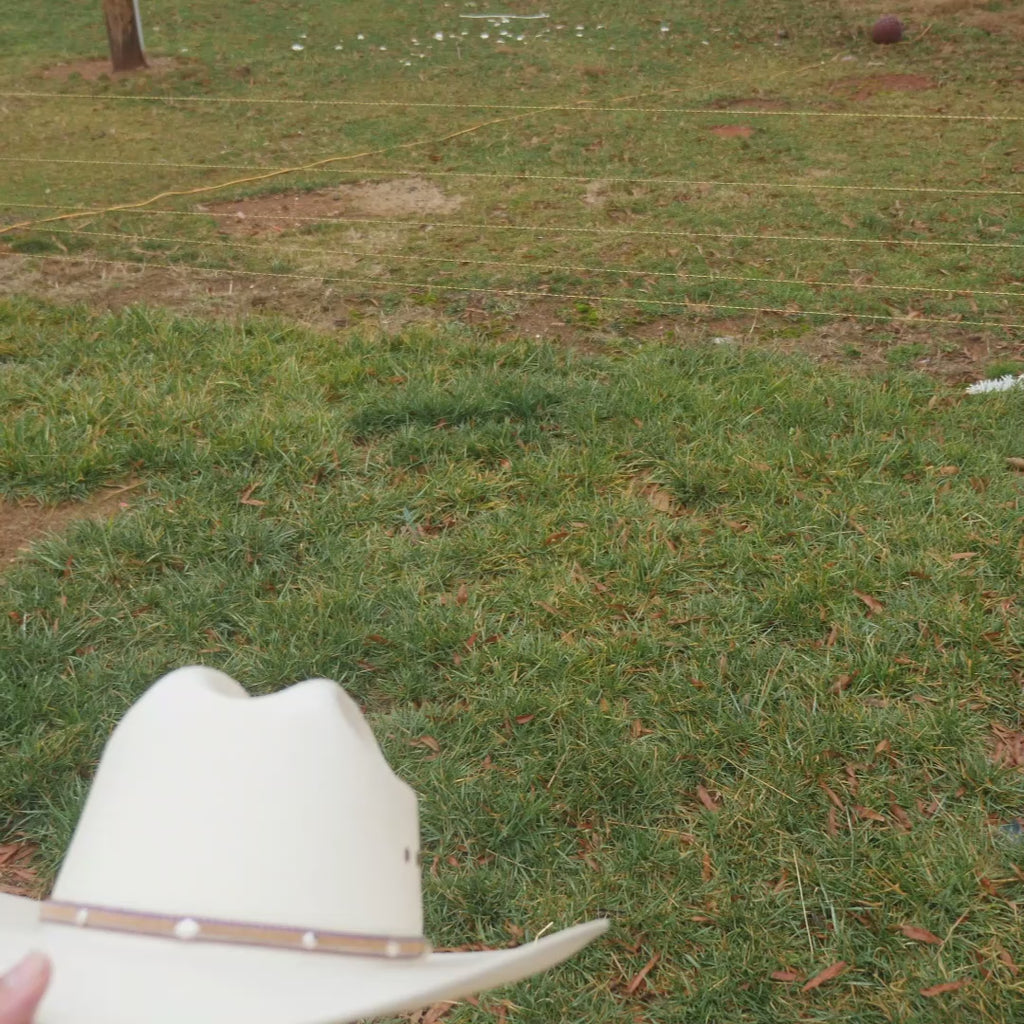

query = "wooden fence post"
[{"left": 102, "top": 0, "right": 147, "bottom": 72}]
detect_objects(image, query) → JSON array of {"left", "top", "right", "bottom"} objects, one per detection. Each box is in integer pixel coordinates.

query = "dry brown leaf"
[
  {"left": 623, "top": 953, "right": 660, "bottom": 997},
  {"left": 920, "top": 979, "right": 969, "bottom": 997},
  {"left": 455, "top": 583, "right": 469, "bottom": 606},
  {"left": 696, "top": 785, "right": 721, "bottom": 812},
  {"left": 853, "top": 590, "right": 884, "bottom": 615},
  {"left": 889, "top": 803, "right": 912, "bottom": 831},
  {"left": 901, "top": 925, "right": 943, "bottom": 945},
  {"left": 801, "top": 961, "right": 848, "bottom": 992},
  {"left": 989, "top": 723, "right": 1024, "bottom": 768},
  {"left": 979, "top": 876, "right": 1002, "bottom": 897},
  {"left": 630, "top": 474, "right": 684, "bottom": 515},
  {"left": 819, "top": 782, "right": 844, "bottom": 810},
  {"left": 0, "top": 845, "right": 33, "bottom": 867},
  {"left": 827, "top": 806, "right": 840, "bottom": 837},
  {"left": 701, "top": 851, "right": 713, "bottom": 881},
  {"left": 416, "top": 735, "right": 441, "bottom": 753},
  {"left": 770, "top": 970, "right": 803, "bottom": 983},
  {"left": 996, "top": 944, "right": 1020, "bottom": 975},
  {"left": 412, "top": 1002, "right": 457, "bottom": 1024},
  {"left": 1007, "top": 457, "right": 1024, "bottom": 472},
  {"left": 854, "top": 804, "right": 886, "bottom": 823},
  {"left": 239, "top": 482, "right": 266, "bottom": 507},
  {"left": 830, "top": 672, "right": 853, "bottom": 693},
  {"left": 949, "top": 552, "right": 978, "bottom": 560}
]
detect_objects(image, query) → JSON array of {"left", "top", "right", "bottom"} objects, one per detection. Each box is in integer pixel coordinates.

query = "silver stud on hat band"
[
  {"left": 173, "top": 917, "right": 201, "bottom": 940},
  {"left": 40, "top": 900, "right": 431, "bottom": 959}
]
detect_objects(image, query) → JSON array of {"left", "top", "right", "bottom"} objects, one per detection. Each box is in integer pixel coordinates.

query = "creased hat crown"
[{"left": 52, "top": 667, "right": 423, "bottom": 937}]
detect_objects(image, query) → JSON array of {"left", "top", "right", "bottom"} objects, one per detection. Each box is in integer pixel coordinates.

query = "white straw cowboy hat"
[{"left": 0, "top": 667, "right": 607, "bottom": 1023}]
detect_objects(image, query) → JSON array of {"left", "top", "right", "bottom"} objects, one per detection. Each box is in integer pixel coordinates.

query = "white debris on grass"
[
  {"left": 965, "top": 374, "right": 1024, "bottom": 395},
  {"left": 458, "top": 11, "right": 549, "bottom": 18},
  {"left": 291, "top": 43, "right": 304, "bottom": 51}
]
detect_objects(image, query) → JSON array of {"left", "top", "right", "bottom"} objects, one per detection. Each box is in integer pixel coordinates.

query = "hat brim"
[{"left": 0, "top": 894, "right": 608, "bottom": 1024}]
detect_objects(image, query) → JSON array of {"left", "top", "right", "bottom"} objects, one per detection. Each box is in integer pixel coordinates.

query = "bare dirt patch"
[
  {"left": 709, "top": 97, "right": 790, "bottom": 111},
  {"left": 0, "top": 254, "right": 377, "bottom": 330},
  {"left": 709, "top": 125, "right": 755, "bottom": 139},
  {"left": 202, "top": 180, "right": 464, "bottom": 237},
  {"left": 624, "top": 314, "right": 1023, "bottom": 385},
  {"left": 0, "top": 482, "right": 140, "bottom": 571},
  {"left": 2, "top": 253, "right": 1018, "bottom": 384},
  {"left": 963, "top": 8, "right": 1024, "bottom": 38},
  {"left": 40, "top": 56, "right": 187, "bottom": 82},
  {"left": 508, "top": 302, "right": 607, "bottom": 351},
  {"left": 829, "top": 74, "right": 938, "bottom": 102}
]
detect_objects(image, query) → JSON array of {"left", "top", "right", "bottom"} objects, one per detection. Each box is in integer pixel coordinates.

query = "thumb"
[{"left": 0, "top": 953, "right": 51, "bottom": 1024}]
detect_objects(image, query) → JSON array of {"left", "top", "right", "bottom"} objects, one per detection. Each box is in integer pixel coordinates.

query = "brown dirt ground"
[
  {"left": 40, "top": 56, "right": 188, "bottom": 82},
  {"left": 201, "top": 179, "right": 464, "bottom": 236},
  {"left": 709, "top": 125, "right": 755, "bottom": 139},
  {"left": 828, "top": 74, "right": 938, "bottom": 102},
  {"left": 0, "top": 253, "right": 1019, "bottom": 384},
  {"left": 0, "top": 482, "right": 141, "bottom": 573},
  {"left": 708, "top": 97, "right": 791, "bottom": 111}
]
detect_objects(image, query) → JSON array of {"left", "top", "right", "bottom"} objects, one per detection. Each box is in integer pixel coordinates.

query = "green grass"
[
  {"left": 3, "top": 297, "right": 1024, "bottom": 1021},
  {"left": 1, "top": 2, "right": 1023, "bottom": 1020},
  {"left": 0, "top": 0, "right": 1021, "bottom": 334}
]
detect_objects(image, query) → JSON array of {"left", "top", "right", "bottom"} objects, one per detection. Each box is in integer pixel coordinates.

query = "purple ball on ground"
[{"left": 871, "top": 15, "right": 904, "bottom": 44}]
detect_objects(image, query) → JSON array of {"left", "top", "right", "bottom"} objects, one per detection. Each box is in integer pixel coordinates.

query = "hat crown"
[{"left": 53, "top": 667, "right": 423, "bottom": 937}]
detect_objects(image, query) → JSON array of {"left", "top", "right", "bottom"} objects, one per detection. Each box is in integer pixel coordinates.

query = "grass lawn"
[
  {"left": 0, "top": 0, "right": 1021, "bottom": 333},
  {"left": 2, "top": 297, "right": 1024, "bottom": 1022},
  {"left": 1, "top": 0, "right": 1024, "bottom": 1021}
]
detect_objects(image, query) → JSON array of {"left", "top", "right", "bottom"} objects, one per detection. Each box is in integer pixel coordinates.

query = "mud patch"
[
  {"left": 202, "top": 179, "right": 464, "bottom": 237},
  {"left": 709, "top": 125, "right": 754, "bottom": 139},
  {"left": 40, "top": 56, "right": 188, "bottom": 82},
  {"left": 829, "top": 74, "right": 938, "bottom": 102},
  {"left": 0, "top": 482, "right": 140, "bottom": 571}
]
